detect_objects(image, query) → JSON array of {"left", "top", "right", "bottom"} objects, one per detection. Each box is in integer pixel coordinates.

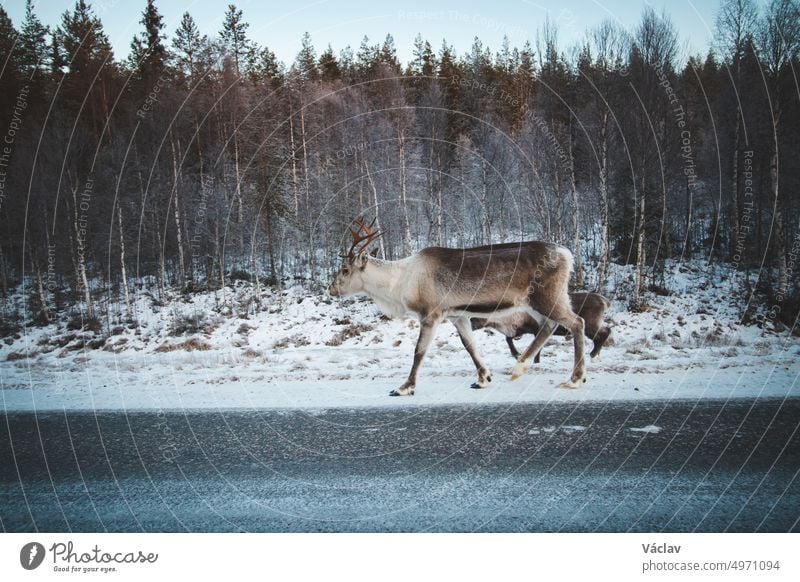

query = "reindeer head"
[{"left": 328, "top": 218, "right": 383, "bottom": 297}]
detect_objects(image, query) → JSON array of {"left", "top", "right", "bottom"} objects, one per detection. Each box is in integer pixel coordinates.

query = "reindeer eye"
[{"left": 342, "top": 267, "right": 350, "bottom": 275}]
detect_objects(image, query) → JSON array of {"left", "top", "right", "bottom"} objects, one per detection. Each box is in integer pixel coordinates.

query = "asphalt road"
[{"left": 2, "top": 398, "right": 799, "bottom": 532}]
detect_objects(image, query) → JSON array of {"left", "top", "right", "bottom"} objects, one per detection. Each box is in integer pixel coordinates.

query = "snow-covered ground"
[{"left": 1, "top": 261, "right": 798, "bottom": 412}]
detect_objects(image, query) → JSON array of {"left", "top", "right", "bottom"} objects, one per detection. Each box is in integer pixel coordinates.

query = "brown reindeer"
[
  {"left": 472, "top": 292, "right": 612, "bottom": 363},
  {"left": 328, "top": 219, "right": 586, "bottom": 396}
]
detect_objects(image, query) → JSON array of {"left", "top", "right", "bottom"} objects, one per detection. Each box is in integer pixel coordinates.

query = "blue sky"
[{"left": 3, "top": 0, "right": 735, "bottom": 66}]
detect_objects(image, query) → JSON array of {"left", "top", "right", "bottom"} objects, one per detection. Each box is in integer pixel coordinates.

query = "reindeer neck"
[
  {"left": 361, "top": 258, "right": 405, "bottom": 294},
  {"left": 360, "top": 257, "right": 411, "bottom": 316}
]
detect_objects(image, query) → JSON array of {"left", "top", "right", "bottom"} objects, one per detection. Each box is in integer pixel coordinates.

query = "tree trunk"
[
  {"left": 299, "top": 94, "right": 315, "bottom": 278},
  {"left": 233, "top": 124, "right": 244, "bottom": 257},
  {"left": 769, "top": 143, "right": 787, "bottom": 300},
  {"left": 216, "top": 219, "right": 226, "bottom": 304},
  {"left": 569, "top": 120, "right": 583, "bottom": 288},
  {"left": 363, "top": 157, "right": 386, "bottom": 259},
  {"left": 71, "top": 183, "right": 94, "bottom": 319},
  {"left": 170, "top": 132, "right": 187, "bottom": 289},
  {"left": 635, "top": 173, "right": 647, "bottom": 305},
  {"left": 0, "top": 245, "right": 8, "bottom": 298},
  {"left": 731, "top": 115, "right": 740, "bottom": 259},
  {"left": 597, "top": 111, "right": 610, "bottom": 290},
  {"left": 191, "top": 114, "right": 206, "bottom": 283},
  {"left": 398, "top": 128, "right": 413, "bottom": 255},
  {"left": 480, "top": 158, "right": 491, "bottom": 244},
  {"left": 34, "top": 259, "right": 50, "bottom": 323},
  {"left": 265, "top": 187, "right": 276, "bottom": 282},
  {"left": 118, "top": 205, "right": 131, "bottom": 318},
  {"left": 288, "top": 99, "right": 300, "bottom": 215}
]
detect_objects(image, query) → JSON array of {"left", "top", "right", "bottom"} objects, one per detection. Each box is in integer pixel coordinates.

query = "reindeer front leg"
[
  {"left": 452, "top": 317, "right": 492, "bottom": 388},
  {"left": 391, "top": 313, "right": 443, "bottom": 396}
]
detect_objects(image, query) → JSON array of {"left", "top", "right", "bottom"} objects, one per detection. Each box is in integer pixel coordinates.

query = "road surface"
[{"left": 2, "top": 398, "right": 798, "bottom": 532}]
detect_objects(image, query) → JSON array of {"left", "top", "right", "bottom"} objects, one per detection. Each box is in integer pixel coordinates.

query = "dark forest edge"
[{"left": 0, "top": 0, "right": 798, "bottom": 338}]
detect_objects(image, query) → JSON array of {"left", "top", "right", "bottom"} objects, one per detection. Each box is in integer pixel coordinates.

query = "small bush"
[
  {"left": 169, "top": 312, "right": 221, "bottom": 336},
  {"left": 648, "top": 284, "right": 671, "bottom": 297},
  {"left": 0, "top": 316, "right": 22, "bottom": 338},
  {"left": 237, "top": 322, "right": 256, "bottom": 335},
  {"left": 87, "top": 337, "right": 107, "bottom": 350},
  {"left": 273, "top": 334, "right": 311, "bottom": 349},
  {"left": 53, "top": 333, "right": 79, "bottom": 347},
  {"left": 156, "top": 337, "right": 212, "bottom": 352},
  {"left": 229, "top": 269, "right": 252, "bottom": 282},
  {"left": 325, "top": 323, "right": 374, "bottom": 346},
  {"left": 66, "top": 314, "right": 102, "bottom": 333}
]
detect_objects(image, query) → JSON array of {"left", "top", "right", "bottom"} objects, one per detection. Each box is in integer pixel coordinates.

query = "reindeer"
[
  {"left": 471, "top": 292, "right": 612, "bottom": 363},
  {"left": 327, "top": 219, "right": 587, "bottom": 396}
]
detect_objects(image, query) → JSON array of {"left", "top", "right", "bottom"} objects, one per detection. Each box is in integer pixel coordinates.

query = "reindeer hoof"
[
  {"left": 472, "top": 372, "right": 492, "bottom": 389},
  {"left": 510, "top": 362, "right": 528, "bottom": 381},
  {"left": 557, "top": 379, "right": 582, "bottom": 389},
  {"left": 390, "top": 387, "right": 415, "bottom": 396},
  {"left": 591, "top": 355, "right": 600, "bottom": 362}
]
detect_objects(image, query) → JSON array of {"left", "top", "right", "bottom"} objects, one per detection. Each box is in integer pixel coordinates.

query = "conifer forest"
[{"left": 0, "top": 0, "right": 798, "bottom": 330}]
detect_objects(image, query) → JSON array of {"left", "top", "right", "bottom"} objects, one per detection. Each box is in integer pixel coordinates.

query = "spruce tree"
[
  {"left": 318, "top": 44, "right": 340, "bottom": 81},
  {"left": 0, "top": 6, "right": 20, "bottom": 81},
  {"left": 19, "top": 0, "right": 49, "bottom": 76}
]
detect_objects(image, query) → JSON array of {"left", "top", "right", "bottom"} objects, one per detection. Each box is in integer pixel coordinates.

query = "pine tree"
[
  {"left": 172, "top": 11, "right": 210, "bottom": 82},
  {"left": 411, "top": 34, "right": 436, "bottom": 77},
  {"left": 220, "top": 4, "right": 251, "bottom": 76},
  {"left": 438, "top": 40, "right": 465, "bottom": 141},
  {"left": 57, "top": 0, "right": 114, "bottom": 119},
  {"left": 338, "top": 45, "right": 356, "bottom": 82},
  {"left": 295, "top": 32, "right": 319, "bottom": 81},
  {"left": 58, "top": 0, "right": 113, "bottom": 79},
  {"left": 379, "top": 34, "right": 400, "bottom": 72},
  {"left": 249, "top": 45, "right": 282, "bottom": 85},
  {"left": 356, "top": 35, "right": 378, "bottom": 78}
]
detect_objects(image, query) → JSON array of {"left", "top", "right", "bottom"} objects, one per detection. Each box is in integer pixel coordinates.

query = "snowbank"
[{"left": 1, "top": 261, "right": 798, "bottom": 412}]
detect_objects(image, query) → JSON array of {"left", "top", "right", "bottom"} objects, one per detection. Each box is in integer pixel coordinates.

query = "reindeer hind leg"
[
  {"left": 453, "top": 317, "right": 492, "bottom": 388},
  {"left": 590, "top": 326, "right": 611, "bottom": 361},
  {"left": 551, "top": 306, "right": 585, "bottom": 388}
]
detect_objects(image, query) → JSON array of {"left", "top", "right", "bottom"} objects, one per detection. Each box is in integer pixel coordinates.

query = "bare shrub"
[
  {"left": 325, "top": 323, "right": 374, "bottom": 346},
  {"left": 237, "top": 322, "right": 256, "bottom": 335},
  {"left": 273, "top": 334, "right": 311, "bottom": 349},
  {"left": 169, "top": 312, "right": 222, "bottom": 336},
  {"left": 156, "top": 337, "right": 212, "bottom": 352}
]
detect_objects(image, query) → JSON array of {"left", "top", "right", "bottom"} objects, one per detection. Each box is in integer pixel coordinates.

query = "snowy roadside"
[
  {"left": 1, "top": 261, "right": 799, "bottom": 412},
  {"left": 1, "top": 360, "right": 798, "bottom": 412}
]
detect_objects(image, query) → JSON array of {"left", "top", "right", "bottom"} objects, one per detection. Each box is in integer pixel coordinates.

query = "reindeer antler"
[{"left": 341, "top": 217, "right": 383, "bottom": 259}]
